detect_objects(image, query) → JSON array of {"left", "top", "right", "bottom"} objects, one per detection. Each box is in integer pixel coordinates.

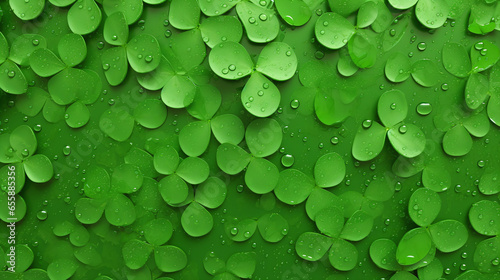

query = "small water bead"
[
  {"left": 480, "top": 48, "right": 488, "bottom": 56},
  {"left": 145, "top": 55, "right": 153, "bottom": 63},
  {"left": 492, "top": 257, "right": 500, "bottom": 266},
  {"left": 252, "top": 243, "right": 257, "bottom": 248},
  {"left": 318, "top": 143, "right": 324, "bottom": 149},
  {"left": 477, "top": 160, "right": 485, "bottom": 168},
  {"left": 417, "top": 42, "right": 427, "bottom": 51},
  {"left": 416, "top": 102, "right": 432, "bottom": 116},
  {"left": 257, "top": 90, "right": 264, "bottom": 96},
  {"left": 441, "top": 83, "right": 449, "bottom": 91},
  {"left": 444, "top": 268, "right": 451, "bottom": 275},
  {"left": 236, "top": 184, "right": 244, "bottom": 193},
  {"left": 399, "top": 125, "right": 408, "bottom": 134},
  {"left": 314, "top": 51, "right": 324, "bottom": 59},
  {"left": 389, "top": 29, "right": 396, "bottom": 36},
  {"left": 362, "top": 119, "right": 372, "bottom": 128},
  {"left": 263, "top": 83, "right": 269, "bottom": 89},
  {"left": 164, "top": 30, "right": 172, "bottom": 38},
  {"left": 410, "top": 35, "right": 416, "bottom": 44},
  {"left": 454, "top": 184, "right": 462, "bottom": 192},
  {"left": 461, "top": 252, "right": 468, "bottom": 259},
  {"left": 33, "top": 124, "right": 42, "bottom": 132},
  {"left": 37, "top": 210, "right": 48, "bottom": 221},
  {"left": 230, "top": 227, "right": 238, "bottom": 235},
  {"left": 102, "top": 63, "right": 110, "bottom": 71},
  {"left": 408, "top": 52, "right": 414, "bottom": 57},
  {"left": 475, "top": 42, "right": 484, "bottom": 50},
  {"left": 323, "top": 21, "right": 329, "bottom": 27},
  {"left": 290, "top": 99, "right": 300, "bottom": 109},
  {"left": 395, "top": 182, "right": 402, "bottom": 191},
  {"left": 228, "top": 64, "right": 236, "bottom": 71},
  {"left": 315, "top": 9, "right": 323, "bottom": 16},
  {"left": 249, "top": 17, "right": 256, "bottom": 24},
  {"left": 259, "top": 14, "right": 267, "bottom": 21},
  {"left": 460, "top": 264, "right": 467, "bottom": 271},
  {"left": 7, "top": 71, "right": 15, "bottom": 78},
  {"left": 108, "top": 99, "right": 115, "bottom": 105},
  {"left": 63, "top": 145, "right": 71, "bottom": 156},
  {"left": 21, "top": 149, "right": 29, "bottom": 157},
  {"left": 390, "top": 103, "right": 397, "bottom": 110},
  {"left": 286, "top": 50, "right": 292, "bottom": 56},
  {"left": 330, "top": 136, "right": 339, "bottom": 145},
  {"left": 302, "top": 136, "right": 308, "bottom": 142},
  {"left": 281, "top": 154, "right": 294, "bottom": 168}
]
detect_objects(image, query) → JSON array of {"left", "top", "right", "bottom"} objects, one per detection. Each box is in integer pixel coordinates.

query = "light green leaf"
[
  {"left": 348, "top": 32, "right": 377, "bottom": 69},
  {"left": 23, "top": 154, "right": 53, "bottom": 183},
  {"left": 469, "top": 200, "right": 500, "bottom": 236},
  {"left": 422, "top": 164, "right": 451, "bottom": 192},
  {"left": 169, "top": 29, "right": 206, "bottom": 71},
  {"left": 179, "top": 121, "right": 211, "bottom": 157},
  {"left": 408, "top": 188, "right": 441, "bottom": 227},
  {"left": 10, "top": 125, "right": 37, "bottom": 159},
  {"left": 47, "top": 259, "right": 78, "bottom": 280},
  {"left": 378, "top": 89, "right": 408, "bottom": 127},
  {"left": 181, "top": 202, "right": 213, "bottom": 237},
  {"left": 417, "top": 258, "right": 443, "bottom": 280},
  {"left": 385, "top": 53, "right": 411, "bottom": 83},
  {"left": 245, "top": 118, "right": 282, "bottom": 157},
  {"left": 463, "top": 111, "right": 490, "bottom": 138},
  {"left": 122, "top": 239, "right": 152, "bottom": 270},
  {"left": 75, "top": 198, "right": 105, "bottom": 224},
  {"left": 209, "top": 41, "right": 253, "bottom": 80},
  {"left": 245, "top": 158, "right": 279, "bottom": 194},
  {"left": 295, "top": 232, "right": 332, "bottom": 261},
  {"left": 257, "top": 213, "right": 288, "bottom": 243},
  {"left": 155, "top": 245, "right": 187, "bottom": 273},
  {"left": 471, "top": 40, "right": 500, "bottom": 73},
  {"left": 306, "top": 188, "right": 343, "bottom": 221},
  {"left": 187, "top": 84, "right": 221, "bottom": 121},
  {"left": 365, "top": 176, "right": 395, "bottom": 202},
  {"left": 9, "top": 0, "right": 44, "bottom": 20},
  {"left": 236, "top": 1, "right": 279, "bottom": 43},
  {"left": 411, "top": 59, "right": 439, "bottom": 87},
  {"left": 65, "top": 101, "right": 90, "bottom": 128},
  {"left": 387, "top": 123, "right": 426, "bottom": 158},
  {"left": 111, "top": 164, "right": 143, "bottom": 194},
  {"left": 154, "top": 147, "right": 179, "bottom": 175},
  {"left": 161, "top": 75, "right": 197, "bottom": 109},
  {"left": 415, "top": 0, "right": 450, "bottom": 29},
  {"left": 211, "top": 114, "right": 244, "bottom": 145},
  {"left": 241, "top": 72, "right": 281, "bottom": 117},
  {"left": 328, "top": 238, "right": 358, "bottom": 271},
  {"left": 58, "top": 33, "right": 87, "bottom": 67},
  {"left": 68, "top": 0, "right": 102, "bottom": 35},
  {"left": 195, "top": 177, "right": 227, "bottom": 209},
  {"left": 275, "top": 0, "right": 311, "bottom": 26},
  {"left": 127, "top": 34, "right": 161, "bottom": 73},
  {"left": 465, "top": 73, "right": 489, "bottom": 110},
  {"left": 176, "top": 157, "right": 210, "bottom": 185},
  {"left": 9, "top": 34, "right": 47, "bottom": 66},
  {"left": 473, "top": 237, "right": 500, "bottom": 274},
  {"left": 0, "top": 60, "right": 28, "bottom": 94},
  {"left": 145, "top": 218, "right": 173, "bottom": 246},
  {"left": 370, "top": 239, "right": 401, "bottom": 271},
  {"left": 357, "top": 1, "right": 378, "bottom": 28},
  {"left": 274, "top": 169, "right": 315, "bottom": 205},
  {"left": 105, "top": 193, "right": 136, "bottom": 226},
  {"left": 102, "top": 0, "right": 143, "bottom": 25},
  {"left": 226, "top": 252, "right": 256, "bottom": 278},
  {"left": 442, "top": 43, "right": 471, "bottom": 78},
  {"left": 83, "top": 165, "right": 110, "bottom": 199},
  {"left": 478, "top": 169, "right": 500, "bottom": 195},
  {"left": 136, "top": 56, "right": 174, "bottom": 91},
  {"left": 169, "top": 0, "right": 200, "bottom": 30},
  {"left": 442, "top": 125, "right": 473, "bottom": 157},
  {"left": 429, "top": 220, "right": 468, "bottom": 253},
  {"left": 340, "top": 210, "right": 373, "bottom": 241},
  {"left": 101, "top": 46, "right": 128, "bottom": 86},
  {"left": 388, "top": 0, "right": 418, "bottom": 9},
  {"left": 315, "top": 12, "right": 355, "bottom": 49},
  {"left": 396, "top": 228, "right": 433, "bottom": 266},
  {"left": 103, "top": 11, "right": 129, "bottom": 46},
  {"left": 352, "top": 121, "right": 387, "bottom": 161},
  {"left": 327, "top": 0, "right": 365, "bottom": 17},
  {"left": 99, "top": 107, "right": 135, "bottom": 142},
  {"left": 198, "top": 0, "right": 240, "bottom": 16},
  {"left": 216, "top": 143, "right": 251, "bottom": 175},
  {"left": 158, "top": 174, "right": 189, "bottom": 205},
  {"left": 315, "top": 207, "right": 344, "bottom": 238},
  {"left": 200, "top": 16, "right": 243, "bottom": 48},
  {"left": 314, "top": 152, "right": 345, "bottom": 188},
  {"left": 256, "top": 42, "right": 297, "bottom": 81}
]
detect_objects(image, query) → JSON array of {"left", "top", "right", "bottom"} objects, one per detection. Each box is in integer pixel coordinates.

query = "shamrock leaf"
[
  {"left": 0, "top": 32, "right": 28, "bottom": 95},
  {"left": 353, "top": 90, "right": 426, "bottom": 161},
  {"left": 204, "top": 252, "right": 257, "bottom": 279},
  {"left": 388, "top": 0, "right": 450, "bottom": 29}
]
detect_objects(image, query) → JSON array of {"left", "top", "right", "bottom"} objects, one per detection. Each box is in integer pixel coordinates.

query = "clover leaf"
[
  {"left": 224, "top": 212, "right": 289, "bottom": 243},
  {"left": 217, "top": 118, "right": 282, "bottom": 194},
  {"left": 0, "top": 32, "right": 28, "bottom": 95},
  {"left": 385, "top": 55, "right": 439, "bottom": 87},
  {"left": 352, "top": 89, "right": 426, "bottom": 161},
  {"left": 395, "top": 188, "right": 468, "bottom": 266},
  {"left": 209, "top": 41, "right": 297, "bottom": 117},
  {"left": 204, "top": 252, "right": 257, "bottom": 279},
  {"left": 388, "top": 0, "right": 450, "bottom": 29}
]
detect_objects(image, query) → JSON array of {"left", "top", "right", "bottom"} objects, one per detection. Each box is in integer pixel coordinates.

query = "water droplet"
[
  {"left": 228, "top": 64, "right": 236, "bottom": 71},
  {"left": 362, "top": 120, "right": 372, "bottom": 128},
  {"left": 330, "top": 136, "right": 339, "bottom": 145},
  {"left": 281, "top": 154, "right": 294, "bottom": 168},
  {"left": 236, "top": 184, "right": 244, "bottom": 193},
  {"left": 249, "top": 17, "right": 256, "bottom": 24},
  {"left": 37, "top": 210, "right": 48, "bottom": 221},
  {"left": 290, "top": 99, "right": 300, "bottom": 109},
  {"left": 259, "top": 14, "right": 267, "bottom": 21},
  {"left": 475, "top": 42, "right": 484, "bottom": 50},
  {"left": 63, "top": 145, "right": 71, "bottom": 156},
  {"left": 477, "top": 160, "right": 485, "bottom": 168},
  {"left": 417, "top": 42, "right": 427, "bottom": 51},
  {"left": 390, "top": 103, "right": 397, "bottom": 110},
  {"left": 416, "top": 102, "right": 432, "bottom": 116},
  {"left": 399, "top": 125, "right": 407, "bottom": 134},
  {"left": 164, "top": 30, "right": 172, "bottom": 38}
]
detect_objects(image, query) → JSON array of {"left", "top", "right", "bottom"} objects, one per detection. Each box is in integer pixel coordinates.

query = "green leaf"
[
  {"left": 371, "top": 1, "right": 393, "bottom": 33},
  {"left": 122, "top": 239, "right": 152, "bottom": 270},
  {"left": 58, "top": 33, "right": 87, "bottom": 67},
  {"left": 471, "top": 40, "right": 500, "bottom": 73},
  {"left": 478, "top": 169, "right": 500, "bottom": 195},
  {"left": 0, "top": 192, "right": 26, "bottom": 222},
  {"left": 487, "top": 93, "right": 500, "bottom": 126},
  {"left": 136, "top": 56, "right": 174, "bottom": 91},
  {"left": 241, "top": 73, "right": 281, "bottom": 117},
  {"left": 257, "top": 213, "right": 288, "bottom": 243},
  {"left": 155, "top": 246, "right": 187, "bottom": 273},
  {"left": 181, "top": 202, "right": 213, "bottom": 237},
  {"left": 169, "top": 0, "right": 200, "bottom": 30},
  {"left": 256, "top": 42, "right": 297, "bottom": 81},
  {"left": 9, "top": 34, "right": 47, "bottom": 66},
  {"left": 10, "top": 125, "right": 37, "bottom": 159},
  {"left": 348, "top": 31, "right": 377, "bottom": 69},
  {"left": 0, "top": 163, "right": 25, "bottom": 193},
  {"left": 161, "top": 75, "right": 197, "bottom": 109},
  {"left": 226, "top": 252, "right": 256, "bottom": 278},
  {"left": 314, "top": 152, "right": 345, "bottom": 188},
  {"left": 65, "top": 101, "right": 90, "bottom": 128},
  {"left": 454, "top": 270, "right": 486, "bottom": 280},
  {"left": 352, "top": 121, "right": 387, "bottom": 161},
  {"left": 357, "top": 1, "right": 378, "bottom": 28},
  {"left": 158, "top": 174, "right": 189, "bottom": 205},
  {"left": 382, "top": 14, "right": 410, "bottom": 51},
  {"left": 236, "top": 1, "right": 280, "bottom": 43},
  {"left": 204, "top": 253, "right": 226, "bottom": 275},
  {"left": 328, "top": 0, "right": 365, "bottom": 17},
  {"left": 463, "top": 111, "right": 490, "bottom": 137},
  {"left": 387, "top": 123, "right": 426, "bottom": 158},
  {"left": 315, "top": 12, "right": 355, "bottom": 49},
  {"left": 469, "top": 200, "right": 500, "bottom": 236},
  {"left": 102, "top": 0, "right": 143, "bottom": 25},
  {"left": 169, "top": 29, "right": 207, "bottom": 71},
  {"left": 198, "top": 0, "right": 240, "bottom": 16},
  {"left": 13, "top": 244, "right": 34, "bottom": 273},
  {"left": 145, "top": 218, "right": 173, "bottom": 246},
  {"left": 16, "top": 87, "right": 49, "bottom": 117},
  {"left": 442, "top": 43, "right": 471, "bottom": 78},
  {"left": 396, "top": 228, "right": 433, "bottom": 266},
  {"left": 328, "top": 238, "right": 358, "bottom": 271},
  {"left": 422, "top": 164, "right": 451, "bottom": 192},
  {"left": 245, "top": 158, "right": 279, "bottom": 194},
  {"left": 473, "top": 237, "right": 500, "bottom": 274},
  {"left": 101, "top": 46, "right": 128, "bottom": 86},
  {"left": 245, "top": 118, "right": 282, "bottom": 157},
  {"left": 176, "top": 157, "right": 210, "bottom": 185},
  {"left": 314, "top": 88, "right": 351, "bottom": 126},
  {"left": 0, "top": 60, "right": 28, "bottom": 94},
  {"left": 388, "top": 0, "right": 418, "bottom": 9},
  {"left": 83, "top": 165, "right": 111, "bottom": 199},
  {"left": 49, "top": 0, "right": 77, "bottom": 7},
  {"left": 211, "top": 114, "right": 244, "bottom": 145},
  {"left": 274, "top": 169, "right": 315, "bottom": 205},
  {"left": 216, "top": 143, "right": 251, "bottom": 175},
  {"left": 465, "top": 73, "right": 489, "bottom": 110},
  {"left": 391, "top": 271, "right": 419, "bottom": 280},
  {"left": 111, "top": 164, "right": 143, "bottom": 194},
  {"left": 378, "top": 89, "right": 408, "bottom": 127},
  {"left": 442, "top": 125, "right": 473, "bottom": 157},
  {"left": 80, "top": 69, "right": 102, "bottom": 104},
  {"left": 74, "top": 198, "right": 105, "bottom": 224},
  {"left": 393, "top": 154, "right": 425, "bottom": 178},
  {"left": 370, "top": 239, "right": 401, "bottom": 271},
  {"left": 30, "top": 48, "right": 66, "bottom": 78},
  {"left": 104, "top": 11, "right": 129, "bottom": 46},
  {"left": 306, "top": 188, "right": 343, "bottom": 221},
  {"left": 48, "top": 68, "right": 89, "bottom": 105},
  {"left": 225, "top": 218, "right": 257, "bottom": 242},
  {"left": 47, "top": 259, "right": 78, "bottom": 280},
  {"left": 0, "top": 32, "right": 8, "bottom": 64},
  {"left": 99, "top": 107, "right": 135, "bottom": 142},
  {"left": 337, "top": 47, "right": 359, "bottom": 77},
  {"left": 133, "top": 99, "right": 167, "bottom": 129},
  {"left": 385, "top": 53, "right": 411, "bottom": 83},
  {"left": 68, "top": 0, "right": 102, "bottom": 35},
  {"left": 275, "top": 0, "right": 311, "bottom": 26},
  {"left": 179, "top": 121, "right": 211, "bottom": 157},
  {"left": 295, "top": 232, "right": 332, "bottom": 261},
  {"left": 408, "top": 188, "right": 441, "bottom": 227},
  {"left": 315, "top": 207, "right": 344, "bottom": 238},
  {"left": 429, "top": 220, "right": 468, "bottom": 253},
  {"left": 340, "top": 210, "right": 373, "bottom": 241},
  {"left": 417, "top": 258, "right": 443, "bottom": 280},
  {"left": 9, "top": 0, "right": 44, "bottom": 20},
  {"left": 153, "top": 146, "right": 179, "bottom": 175},
  {"left": 43, "top": 99, "right": 65, "bottom": 123},
  {"left": 415, "top": 0, "right": 450, "bottom": 29},
  {"left": 195, "top": 177, "right": 227, "bottom": 209},
  {"left": 200, "top": 16, "right": 243, "bottom": 48},
  {"left": 23, "top": 154, "right": 53, "bottom": 183},
  {"left": 209, "top": 41, "right": 253, "bottom": 80},
  {"left": 186, "top": 85, "right": 221, "bottom": 121},
  {"left": 411, "top": 59, "right": 439, "bottom": 87},
  {"left": 105, "top": 193, "right": 136, "bottom": 226},
  {"left": 127, "top": 34, "right": 161, "bottom": 74}
]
